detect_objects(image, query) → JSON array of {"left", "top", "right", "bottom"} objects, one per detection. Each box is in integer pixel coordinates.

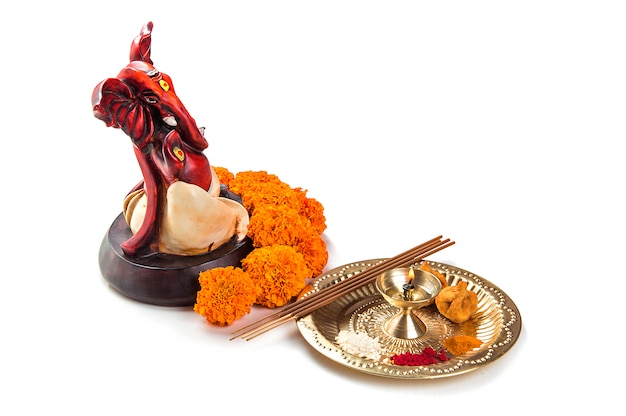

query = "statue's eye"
[{"left": 143, "top": 94, "right": 159, "bottom": 104}]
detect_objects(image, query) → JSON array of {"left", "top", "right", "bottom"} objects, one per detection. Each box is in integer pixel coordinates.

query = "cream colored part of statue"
[{"left": 123, "top": 178, "right": 250, "bottom": 256}]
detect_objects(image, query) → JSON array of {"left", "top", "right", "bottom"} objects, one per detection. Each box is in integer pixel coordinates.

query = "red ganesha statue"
[
  {"left": 93, "top": 22, "right": 249, "bottom": 258},
  {"left": 92, "top": 22, "right": 252, "bottom": 306}
]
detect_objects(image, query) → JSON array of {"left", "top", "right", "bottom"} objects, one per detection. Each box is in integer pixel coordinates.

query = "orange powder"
[{"left": 443, "top": 335, "right": 482, "bottom": 356}]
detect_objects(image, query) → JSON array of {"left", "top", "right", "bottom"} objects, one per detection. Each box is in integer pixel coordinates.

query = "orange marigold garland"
[
  {"left": 294, "top": 228, "right": 328, "bottom": 277},
  {"left": 247, "top": 204, "right": 311, "bottom": 247},
  {"left": 213, "top": 166, "right": 235, "bottom": 187},
  {"left": 194, "top": 167, "right": 329, "bottom": 325},
  {"left": 194, "top": 266, "right": 260, "bottom": 326},
  {"left": 228, "top": 170, "right": 299, "bottom": 213},
  {"left": 293, "top": 187, "right": 326, "bottom": 234},
  {"left": 241, "top": 245, "right": 310, "bottom": 308}
]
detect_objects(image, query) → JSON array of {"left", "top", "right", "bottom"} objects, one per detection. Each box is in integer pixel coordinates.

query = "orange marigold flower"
[
  {"left": 294, "top": 229, "right": 329, "bottom": 277},
  {"left": 241, "top": 245, "right": 311, "bottom": 308},
  {"left": 231, "top": 170, "right": 284, "bottom": 186},
  {"left": 293, "top": 187, "right": 327, "bottom": 234},
  {"left": 229, "top": 170, "right": 300, "bottom": 213},
  {"left": 212, "top": 166, "right": 235, "bottom": 187},
  {"left": 247, "top": 205, "right": 311, "bottom": 248},
  {"left": 193, "top": 266, "right": 259, "bottom": 326}
]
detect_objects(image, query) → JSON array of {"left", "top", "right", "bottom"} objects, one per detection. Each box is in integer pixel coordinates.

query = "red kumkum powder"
[{"left": 391, "top": 347, "right": 449, "bottom": 366}]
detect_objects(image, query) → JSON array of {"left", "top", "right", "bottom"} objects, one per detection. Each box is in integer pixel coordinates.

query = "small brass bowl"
[{"left": 375, "top": 268, "right": 442, "bottom": 339}]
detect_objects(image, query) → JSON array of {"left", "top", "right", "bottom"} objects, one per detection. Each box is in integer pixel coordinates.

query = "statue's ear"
[
  {"left": 129, "top": 21, "right": 154, "bottom": 64},
  {"left": 92, "top": 78, "right": 154, "bottom": 148}
]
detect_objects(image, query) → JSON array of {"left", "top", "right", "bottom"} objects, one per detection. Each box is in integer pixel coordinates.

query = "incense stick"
[{"left": 230, "top": 236, "right": 454, "bottom": 341}]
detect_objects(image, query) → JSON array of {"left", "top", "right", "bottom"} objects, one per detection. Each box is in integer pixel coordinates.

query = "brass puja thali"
[{"left": 296, "top": 259, "right": 522, "bottom": 379}]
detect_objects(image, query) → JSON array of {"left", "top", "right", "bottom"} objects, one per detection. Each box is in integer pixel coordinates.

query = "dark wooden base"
[{"left": 99, "top": 213, "right": 254, "bottom": 307}]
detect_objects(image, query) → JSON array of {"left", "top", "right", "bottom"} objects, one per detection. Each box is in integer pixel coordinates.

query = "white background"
[{"left": 1, "top": 1, "right": 624, "bottom": 414}]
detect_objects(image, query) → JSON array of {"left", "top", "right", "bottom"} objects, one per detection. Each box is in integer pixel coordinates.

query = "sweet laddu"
[{"left": 92, "top": 22, "right": 249, "bottom": 257}]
